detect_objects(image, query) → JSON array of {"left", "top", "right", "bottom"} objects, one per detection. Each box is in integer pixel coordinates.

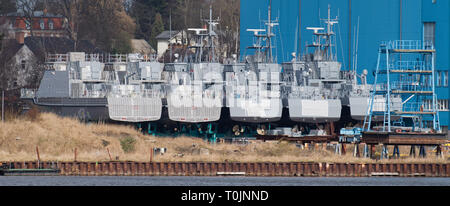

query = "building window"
[
  {"left": 436, "top": 71, "right": 441, "bottom": 86},
  {"left": 423, "top": 75, "right": 431, "bottom": 87},
  {"left": 444, "top": 71, "right": 448, "bottom": 87},
  {"left": 40, "top": 19, "right": 45, "bottom": 30},
  {"left": 424, "top": 22, "right": 435, "bottom": 46},
  {"left": 423, "top": 99, "right": 449, "bottom": 111},
  {"left": 25, "top": 20, "right": 31, "bottom": 30},
  {"left": 48, "top": 20, "right": 54, "bottom": 30},
  {"left": 438, "top": 99, "right": 449, "bottom": 111},
  {"left": 21, "top": 60, "right": 26, "bottom": 70},
  {"left": 423, "top": 99, "right": 432, "bottom": 111}
]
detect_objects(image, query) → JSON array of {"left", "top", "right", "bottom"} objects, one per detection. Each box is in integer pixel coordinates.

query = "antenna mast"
[{"left": 267, "top": 0, "right": 272, "bottom": 62}]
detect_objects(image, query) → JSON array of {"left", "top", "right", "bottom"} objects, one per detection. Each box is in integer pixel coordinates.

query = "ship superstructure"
[
  {"left": 284, "top": 5, "right": 344, "bottom": 124},
  {"left": 226, "top": 1, "right": 283, "bottom": 126}
]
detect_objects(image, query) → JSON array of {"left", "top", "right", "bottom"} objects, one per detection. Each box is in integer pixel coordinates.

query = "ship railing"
[
  {"left": 106, "top": 54, "right": 129, "bottom": 63},
  {"left": 369, "top": 84, "right": 388, "bottom": 92},
  {"left": 45, "top": 53, "right": 69, "bottom": 63},
  {"left": 109, "top": 88, "right": 162, "bottom": 98},
  {"left": 391, "top": 81, "right": 432, "bottom": 92},
  {"left": 350, "top": 87, "right": 371, "bottom": 97},
  {"left": 141, "top": 54, "right": 158, "bottom": 62},
  {"left": 290, "top": 91, "right": 334, "bottom": 100},
  {"left": 384, "top": 40, "right": 434, "bottom": 51},
  {"left": 83, "top": 90, "right": 107, "bottom": 98},
  {"left": 389, "top": 61, "right": 431, "bottom": 72},
  {"left": 85, "top": 54, "right": 106, "bottom": 62},
  {"left": 20, "top": 88, "right": 36, "bottom": 99},
  {"left": 401, "top": 102, "right": 436, "bottom": 113}
]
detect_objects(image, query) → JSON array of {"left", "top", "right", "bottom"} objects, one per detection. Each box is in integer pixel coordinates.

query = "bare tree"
[{"left": 50, "top": 0, "right": 84, "bottom": 51}]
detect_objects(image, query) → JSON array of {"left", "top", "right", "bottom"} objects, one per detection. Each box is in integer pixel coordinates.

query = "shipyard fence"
[{"left": 1, "top": 162, "right": 449, "bottom": 177}]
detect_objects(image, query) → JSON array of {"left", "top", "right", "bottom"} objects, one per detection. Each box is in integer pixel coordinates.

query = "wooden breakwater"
[{"left": 1, "top": 162, "right": 449, "bottom": 177}]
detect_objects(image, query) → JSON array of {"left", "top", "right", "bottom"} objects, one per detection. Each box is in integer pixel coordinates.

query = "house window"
[
  {"left": 423, "top": 22, "right": 436, "bottom": 46},
  {"left": 21, "top": 60, "right": 26, "bottom": 70},
  {"left": 48, "top": 20, "right": 54, "bottom": 30},
  {"left": 25, "top": 20, "right": 31, "bottom": 30},
  {"left": 40, "top": 19, "right": 45, "bottom": 30}
]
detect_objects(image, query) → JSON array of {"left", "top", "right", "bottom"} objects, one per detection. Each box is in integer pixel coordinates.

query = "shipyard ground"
[{"left": 0, "top": 112, "right": 448, "bottom": 164}]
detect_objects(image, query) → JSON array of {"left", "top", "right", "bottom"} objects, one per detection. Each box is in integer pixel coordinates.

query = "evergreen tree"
[
  {"left": 0, "top": 33, "right": 3, "bottom": 50},
  {"left": 150, "top": 12, "right": 164, "bottom": 50}
]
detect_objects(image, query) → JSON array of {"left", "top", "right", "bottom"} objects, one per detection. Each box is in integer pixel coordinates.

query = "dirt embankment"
[{"left": 0, "top": 112, "right": 448, "bottom": 163}]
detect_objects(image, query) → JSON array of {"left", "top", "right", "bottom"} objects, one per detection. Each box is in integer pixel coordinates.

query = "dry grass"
[{"left": 0, "top": 112, "right": 449, "bottom": 163}]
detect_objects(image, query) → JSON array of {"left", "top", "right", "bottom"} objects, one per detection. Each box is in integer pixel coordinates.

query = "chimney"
[{"left": 15, "top": 32, "right": 24, "bottom": 44}]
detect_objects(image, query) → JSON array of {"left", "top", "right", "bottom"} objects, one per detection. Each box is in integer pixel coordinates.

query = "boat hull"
[
  {"left": 349, "top": 96, "right": 403, "bottom": 121},
  {"left": 32, "top": 97, "right": 109, "bottom": 121},
  {"left": 107, "top": 96, "right": 162, "bottom": 122},
  {"left": 288, "top": 98, "right": 341, "bottom": 123},
  {"left": 167, "top": 93, "right": 222, "bottom": 123},
  {"left": 228, "top": 98, "right": 282, "bottom": 123}
]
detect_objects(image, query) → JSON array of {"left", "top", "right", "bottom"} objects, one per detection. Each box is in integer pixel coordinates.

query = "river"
[{"left": 0, "top": 176, "right": 449, "bottom": 186}]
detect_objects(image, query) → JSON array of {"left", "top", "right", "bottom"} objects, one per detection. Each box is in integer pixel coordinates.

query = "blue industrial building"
[{"left": 240, "top": 0, "right": 449, "bottom": 131}]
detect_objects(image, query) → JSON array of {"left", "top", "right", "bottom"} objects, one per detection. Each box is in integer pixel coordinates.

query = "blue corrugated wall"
[{"left": 240, "top": 0, "right": 449, "bottom": 127}]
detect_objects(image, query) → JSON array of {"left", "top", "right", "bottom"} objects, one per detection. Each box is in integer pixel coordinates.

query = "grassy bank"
[{"left": 0, "top": 112, "right": 448, "bottom": 163}]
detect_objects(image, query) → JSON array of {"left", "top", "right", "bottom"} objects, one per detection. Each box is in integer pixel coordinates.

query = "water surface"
[{"left": 0, "top": 176, "right": 448, "bottom": 186}]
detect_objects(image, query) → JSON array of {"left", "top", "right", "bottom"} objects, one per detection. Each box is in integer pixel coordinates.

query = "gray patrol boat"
[
  {"left": 21, "top": 52, "right": 113, "bottom": 121},
  {"left": 165, "top": 6, "right": 224, "bottom": 123},
  {"left": 284, "top": 6, "right": 343, "bottom": 123},
  {"left": 107, "top": 54, "right": 164, "bottom": 122},
  {"left": 226, "top": 2, "right": 283, "bottom": 124}
]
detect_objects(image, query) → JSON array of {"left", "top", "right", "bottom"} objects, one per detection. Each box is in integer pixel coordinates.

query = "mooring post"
[
  {"left": 393, "top": 145, "right": 400, "bottom": 159},
  {"left": 74, "top": 148, "right": 77, "bottom": 162},
  {"left": 353, "top": 143, "right": 360, "bottom": 157},
  {"left": 410, "top": 145, "right": 416, "bottom": 158},
  {"left": 335, "top": 143, "right": 341, "bottom": 155},
  {"left": 107, "top": 148, "right": 112, "bottom": 161},
  {"left": 341, "top": 143, "right": 346, "bottom": 155},
  {"left": 381, "top": 144, "right": 389, "bottom": 160},
  {"left": 370, "top": 144, "right": 376, "bottom": 159},
  {"left": 436, "top": 145, "right": 443, "bottom": 158},
  {"left": 363, "top": 144, "right": 370, "bottom": 158},
  {"left": 1, "top": 90, "right": 4, "bottom": 123},
  {"left": 36, "top": 146, "right": 40, "bottom": 169},
  {"left": 149, "top": 147, "right": 153, "bottom": 162},
  {"left": 419, "top": 145, "right": 426, "bottom": 158}
]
